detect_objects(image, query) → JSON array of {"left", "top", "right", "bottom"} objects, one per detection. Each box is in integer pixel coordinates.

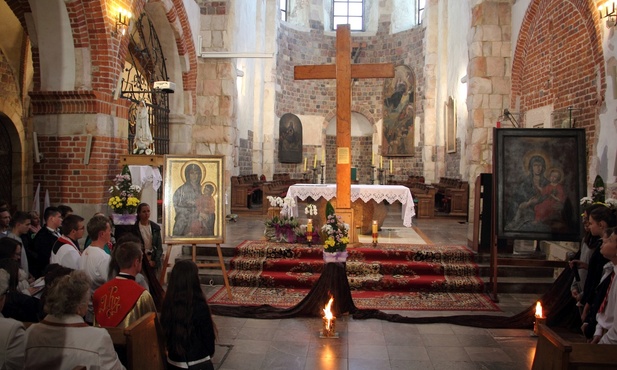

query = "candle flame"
[
  {"left": 535, "top": 301, "right": 543, "bottom": 318},
  {"left": 323, "top": 297, "right": 335, "bottom": 329}
]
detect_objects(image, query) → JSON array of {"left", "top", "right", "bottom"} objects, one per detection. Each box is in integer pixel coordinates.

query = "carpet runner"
[{"left": 208, "top": 240, "right": 499, "bottom": 311}]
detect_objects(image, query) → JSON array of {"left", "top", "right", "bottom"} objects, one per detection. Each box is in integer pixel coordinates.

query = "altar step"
[{"left": 174, "top": 242, "right": 555, "bottom": 294}]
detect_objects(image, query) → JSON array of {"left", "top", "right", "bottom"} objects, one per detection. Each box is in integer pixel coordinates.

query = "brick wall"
[
  {"left": 511, "top": 0, "right": 605, "bottom": 161},
  {"left": 276, "top": 20, "right": 425, "bottom": 178}
]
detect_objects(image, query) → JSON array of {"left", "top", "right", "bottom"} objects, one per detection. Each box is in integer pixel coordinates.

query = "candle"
[
  {"left": 533, "top": 301, "right": 545, "bottom": 336},
  {"left": 380, "top": 156, "right": 383, "bottom": 169},
  {"left": 372, "top": 220, "right": 378, "bottom": 245},
  {"left": 303, "top": 157, "right": 307, "bottom": 172},
  {"left": 307, "top": 219, "right": 313, "bottom": 233},
  {"left": 313, "top": 155, "right": 317, "bottom": 168},
  {"left": 389, "top": 160, "right": 393, "bottom": 173},
  {"left": 371, "top": 153, "right": 375, "bottom": 166}
]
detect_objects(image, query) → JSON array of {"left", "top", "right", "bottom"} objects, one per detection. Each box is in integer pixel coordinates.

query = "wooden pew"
[
  {"left": 105, "top": 312, "right": 166, "bottom": 370},
  {"left": 409, "top": 183, "right": 436, "bottom": 219},
  {"left": 532, "top": 324, "right": 617, "bottom": 370}
]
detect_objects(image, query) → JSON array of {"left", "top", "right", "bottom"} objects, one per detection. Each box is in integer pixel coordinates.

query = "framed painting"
[
  {"left": 163, "top": 155, "right": 225, "bottom": 243},
  {"left": 495, "top": 128, "right": 586, "bottom": 241},
  {"left": 382, "top": 65, "right": 415, "bottom": 156},
  {"left": 446, "top": 96, "right": 456, "bottom": 153}
]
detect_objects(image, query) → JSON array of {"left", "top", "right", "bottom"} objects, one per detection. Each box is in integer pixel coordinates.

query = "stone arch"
[{"left": 0, "top": 113, "right": 25, "bottom": 209}]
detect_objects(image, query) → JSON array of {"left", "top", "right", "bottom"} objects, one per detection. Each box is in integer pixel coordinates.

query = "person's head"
[
  {"left": 0, "top": 258, "right": 20, "bottom": 292},
  {"left": 44, "top": 269, "right": 91, "bottom": 318},
  {"left": 111, "top": 241, "right": 142, "bottom": 275},
  {"left": 588, "top": 206, "right": 617, "bottom": 237},
  {"left": 137, "top": 203, "right": 151, "bottom": 223},
  {"left": 185, "top": 164, "right": 202, "bottom": 185},
  {"left": 528, "top": 156, "right": 546, "bottom": 176},
  {"left": 204, "top": 184, "right": 214, "bottom": 196},
  {"left": 87, "top": 215, "right": 112, "bottom": 243},
  {"left": 161, "top": 260, "right": 211, "bottom": 356},
  {"left": 61, "top": 214, "right": 85, "bottom": 240},
  {"left": 0, "top": 208, "right": 10, "bottom": 229},
  {"left": 9, "top": 211, "right": 31, "bottom": 235},
  {"left": 583, "top": 203, "right": 605, "bottom": 232},
  {"left": 44, "top": 206, "right": 62, "bottom": 229},
  {"left": 0, "top": 238, "right": 21, "bottom": 262},
  {"left": 29, "top": 211, "right": 41, "bottom": 227},
  {"left": 0, "top": 269, "right": 9, "bottom": 312},
  {"left": 43, "top": 264, "right": 74, "bottom": 289},
  {"left": 600, "top": 227, "right": 617, "bottom": 262},
  {"left": 58, "top": 205, "right": 73, "bottom": 219}
]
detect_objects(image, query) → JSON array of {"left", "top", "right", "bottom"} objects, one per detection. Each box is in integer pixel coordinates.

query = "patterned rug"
[
  {"left": 209, "top": 240, "right": 499, "bottom": 311},
  {"left": 208, "top": 286, "right": 499, "bottom": 311}
]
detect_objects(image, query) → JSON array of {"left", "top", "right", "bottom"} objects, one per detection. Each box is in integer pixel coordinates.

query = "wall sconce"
[
  {"left": 601, "top": 2, "right": 616, "bottom": 27},
  {"left": 115, "top": 8, "right": 132, "bottom": 36}
]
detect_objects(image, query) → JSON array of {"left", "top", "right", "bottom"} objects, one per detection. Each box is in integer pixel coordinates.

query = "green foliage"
[{"left": 325, "top": 201, "right": 335, "bottom": 218}]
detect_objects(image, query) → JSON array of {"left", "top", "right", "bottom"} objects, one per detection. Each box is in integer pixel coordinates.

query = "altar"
[{"left": 287, "top": 184, "right": 415, "bottom": 234}]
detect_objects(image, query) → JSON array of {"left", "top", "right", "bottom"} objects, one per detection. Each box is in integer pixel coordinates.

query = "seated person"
[
  {"left": 0, "top": 268, "right": 26, "bottom": 370},
  {"left": 50, "top": 214, "right": 85, "bottom": 269},
  {"left": 24, "top": 270, "right": 125, "bottom": 370},
  {"left": 0, "top": 259, "right": 39, "bottom": 322},
  {"left": 93, "top": 241, "right": 156, "bottom": 328}
]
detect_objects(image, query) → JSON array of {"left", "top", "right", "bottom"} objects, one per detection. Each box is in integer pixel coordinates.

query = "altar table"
[{"left": 287, "top": 184, "right": 415, "bottom": 227}]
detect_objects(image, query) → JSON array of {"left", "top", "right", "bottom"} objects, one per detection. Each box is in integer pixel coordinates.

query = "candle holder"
[
  {"left": 387, "top": 174, "right": 394, "bottom": 185},
  {"left": 302, "top": 171, "right": 311, "bottom": 181},
  {"left": 369, "top": 165, "right": 376, "bottom": 184},
  {"left": 532, "top": 317, "right": 546, "bottom": 337},
  {"left": 320, "top": 316, "right": 338, "bottom": 338},
  {"left": 378, "top": 168, "right": 385, "bottom": 185},
  {"left": 320, "top": 164, "right": 326, "bottom": 184},
  {"left": 312, "top": 167, "right": 319, "bottom": 184}
]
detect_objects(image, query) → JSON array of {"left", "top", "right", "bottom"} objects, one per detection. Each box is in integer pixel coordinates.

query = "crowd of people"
[{"left": 0, "top": 203, "right": 217, "bottom": 370}]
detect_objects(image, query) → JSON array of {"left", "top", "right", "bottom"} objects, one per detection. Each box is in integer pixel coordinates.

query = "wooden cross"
[{"left": 294, "top": 25, "right": 394, "bottom": 212}]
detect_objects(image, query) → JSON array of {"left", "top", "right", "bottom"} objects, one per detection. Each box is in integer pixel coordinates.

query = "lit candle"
[
  {"left": 307, "top": 219, "right": 313, "bottom": 233},
  {"left": 304, "top": 157, "right": 307, "bottom": 172},
  {"left": 313, "top": 155, "right": 317, "bottom": 168},
  {"left": 380, "top": 156, "right": 383, "bottom": 169},
  {"left": 533, "top": 301, "right": 546, "bottom": 336},
  {"left": 372, "top": 220, "right": 378, "bottom": 245},
  {"left": 389, "top": 160, "right": 393, "bottom": 173}
]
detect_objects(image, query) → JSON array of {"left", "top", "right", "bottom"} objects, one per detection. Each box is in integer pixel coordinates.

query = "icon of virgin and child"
[
  {"left": 505, "top": 154, "right": 573, "bottom": 232},
  {"left": 172, "top": 163, "right": 217, "bottom": 237}
]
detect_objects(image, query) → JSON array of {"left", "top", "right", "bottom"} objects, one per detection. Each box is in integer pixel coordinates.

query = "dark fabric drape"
[{"left": 211, "top": 259, "right": 579, "bottom": 331}]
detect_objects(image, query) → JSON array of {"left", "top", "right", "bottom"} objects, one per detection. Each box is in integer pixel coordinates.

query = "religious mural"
[
  {"left": 278, "top": 113, "right": 303, "bottom": 163},
  {"left": 382, "top": 65, "right": 415, "bottom": 156}
]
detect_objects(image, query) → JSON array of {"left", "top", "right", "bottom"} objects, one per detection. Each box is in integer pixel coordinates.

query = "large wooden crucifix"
[{"left": 294, "top": 25, "right": 394, "bottom": 232}]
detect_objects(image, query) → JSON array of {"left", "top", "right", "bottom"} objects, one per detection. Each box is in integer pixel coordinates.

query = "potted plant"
[
  {"left": 321, "top": 201, "right": 349, "bottom": 263},
  {"left": 108, "top": 166, "right": 141, "bottom": 225}
]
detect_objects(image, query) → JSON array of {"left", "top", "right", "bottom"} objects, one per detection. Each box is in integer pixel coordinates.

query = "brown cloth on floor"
[{"left": 210, "top": 260, "right": 580, "bottom": 331}]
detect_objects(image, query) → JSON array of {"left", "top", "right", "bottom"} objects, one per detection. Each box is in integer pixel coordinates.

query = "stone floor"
[{"left": 203, "top": 204, "right": 542, "bottom": 370}]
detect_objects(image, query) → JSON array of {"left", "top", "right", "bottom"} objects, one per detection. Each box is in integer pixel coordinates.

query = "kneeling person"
[{"left": 93, "top": 241, "right": 156, "bottom": 328}]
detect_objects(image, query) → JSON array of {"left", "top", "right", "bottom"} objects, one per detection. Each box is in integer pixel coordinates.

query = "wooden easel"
[{"left": 160, "top": 240, "right": 232, "bottom": 299}]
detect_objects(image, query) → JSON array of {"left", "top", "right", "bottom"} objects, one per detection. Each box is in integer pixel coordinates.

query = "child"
[
  {"left": 570, "top": 204, "right": 604, "bottom": 306},
  {"left": 580, "top": 206, "right": 615, "bottom": 338},
  {"left": 590, "top": 227, "right": 617, "bottom": 344}
]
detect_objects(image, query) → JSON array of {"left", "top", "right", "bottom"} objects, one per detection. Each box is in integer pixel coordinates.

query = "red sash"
[{"left": 93, "top": 278, "right": 145, "bottom": 327}]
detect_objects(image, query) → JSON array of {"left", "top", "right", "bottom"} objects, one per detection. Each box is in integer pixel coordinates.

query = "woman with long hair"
[{"left": 160, "top": 260, "right": 215, "bottom": 370}]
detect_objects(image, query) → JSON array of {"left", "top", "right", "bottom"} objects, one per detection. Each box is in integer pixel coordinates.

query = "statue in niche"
[
  {"left": 278, "top": 113, "right": 303, "bottom": 163},
  {"left": 134, "top": 99, "right": 154, "bottom": 155}
]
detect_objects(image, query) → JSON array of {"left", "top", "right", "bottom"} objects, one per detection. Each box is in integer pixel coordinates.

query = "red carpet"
[{"left": 209, "top": 240, "right": 499, "bottom": 311}]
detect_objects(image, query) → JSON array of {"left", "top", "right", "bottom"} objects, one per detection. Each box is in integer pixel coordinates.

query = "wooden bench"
[
  {"left": 230, "top": 175, "right": 264, "bottom": 212},
  {"left": 532, "top": 324, "right": 617, "bottom": 370},
  {"left": 434, "top": 177, "right": 469, "bottom": 217},
  {"left": 409, "top": 183, "right": 436, "bottom": 219},
  {"left": 105, "top": 312, "right": 166, "bottom": 370}
]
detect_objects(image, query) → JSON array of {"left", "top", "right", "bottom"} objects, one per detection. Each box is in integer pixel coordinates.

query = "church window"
[
  {"left": 280, "top": 0, "right": 289, "bottom": 22},
  {"left": 332, "top": 0, "right": 364, "bottom": 31},
  {"left": 417, "top": 0, "right": 425, "bottom": 25}
]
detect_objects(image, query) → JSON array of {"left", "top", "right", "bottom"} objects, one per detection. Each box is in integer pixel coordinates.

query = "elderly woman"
[{"left": 24, "top": 270, "right": 125, "bottom": 370}]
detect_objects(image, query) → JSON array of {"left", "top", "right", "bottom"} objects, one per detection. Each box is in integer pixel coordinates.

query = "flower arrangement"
[
  {"left": 107, "top": 166, "right": 141, "bottom": 214},
  {"left": 264, "top": 196, "right": 304, "bottom": 242},
  {"left": 321, "top": 201, "right": 349, "bottom": 253},
  {"left": 305, "top": 204, "right": 317, "bottom": 216}
]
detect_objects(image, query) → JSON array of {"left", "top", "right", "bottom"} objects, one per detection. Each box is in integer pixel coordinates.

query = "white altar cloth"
[{"left": 287, "top": 184, "right": 415, "bottom": 227}]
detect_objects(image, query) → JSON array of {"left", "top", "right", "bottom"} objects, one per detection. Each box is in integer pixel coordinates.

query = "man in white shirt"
[
  {"left": 51, "top": 214, "right": 85, "bottom": 270},
  {"left": 79, "top": 215, "right": 112, "bottom": 324}
]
